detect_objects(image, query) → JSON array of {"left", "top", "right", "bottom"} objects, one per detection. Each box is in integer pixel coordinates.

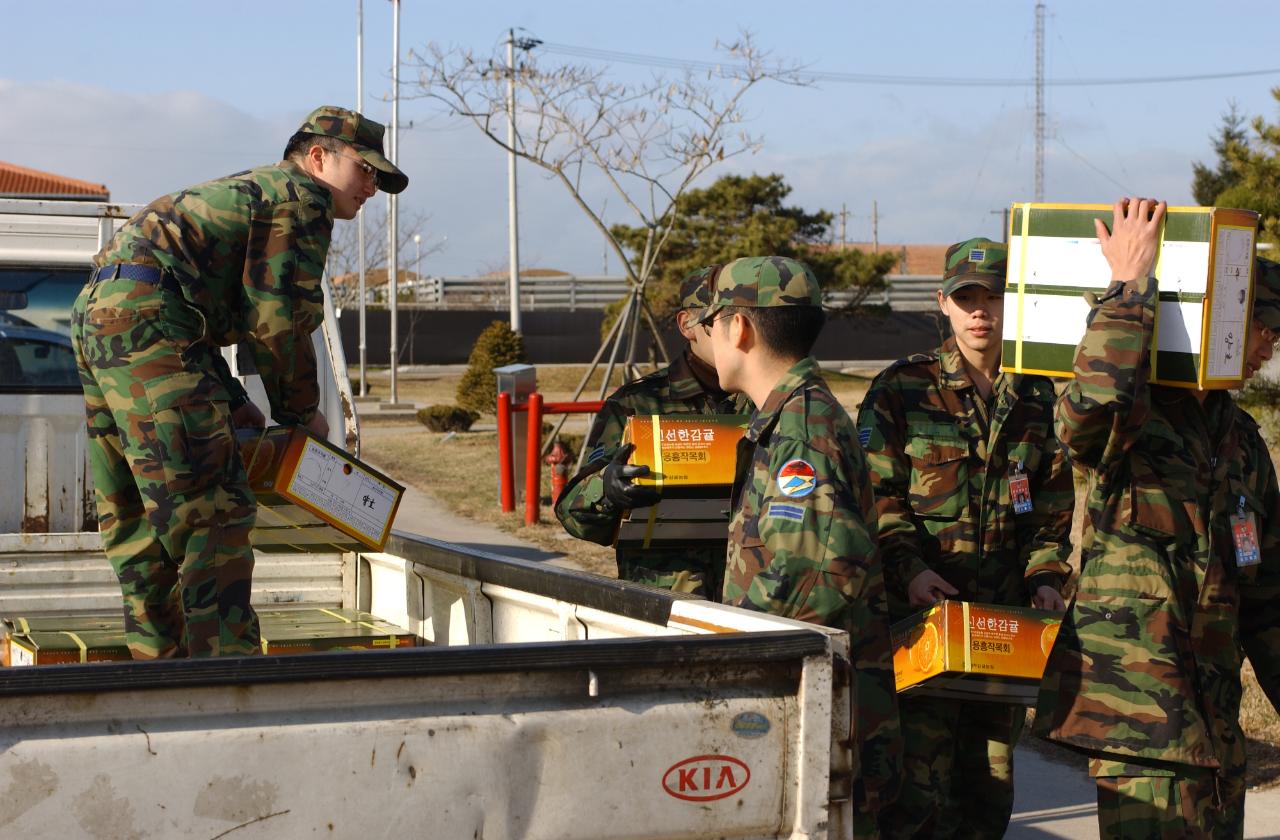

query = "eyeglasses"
[
  {"left": 700, "top": 311, "right": 734, "bottom": 336},
  {"left": 329, "top": 150, "right": 376, "bottom": 179}
]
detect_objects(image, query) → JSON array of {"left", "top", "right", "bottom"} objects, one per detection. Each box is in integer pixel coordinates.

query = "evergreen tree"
[
  {"left": 610, "top": 173, "right": 898, "bottom": 321},
  {"left": 456, "top": 321, "right": 527, "bottom": 414},
  {"left": 1191, "top": 101, "right": 1248, "bottom": 206}
]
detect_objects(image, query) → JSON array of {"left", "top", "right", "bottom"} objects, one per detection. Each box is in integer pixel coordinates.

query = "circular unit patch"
[{"left": 776, "top": 459, "right": 816, "bottom": 498}]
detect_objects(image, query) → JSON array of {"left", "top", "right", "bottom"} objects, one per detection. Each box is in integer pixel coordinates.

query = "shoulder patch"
[
  {"left": 587, "top": 444, "right": 607, "bottom": 463},
  {"left": 776, "top": 459, "right": 817, "bottom": 498},
  {"left": 858, "top": 427, "right": 872, "bottom": 447}
]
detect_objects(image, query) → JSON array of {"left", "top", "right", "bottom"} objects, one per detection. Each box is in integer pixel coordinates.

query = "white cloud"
[{"left": 0, "top": 77, "right": 1216, "bottom": 279}]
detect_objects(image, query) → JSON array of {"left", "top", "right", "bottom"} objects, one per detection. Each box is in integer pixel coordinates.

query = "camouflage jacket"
[
  {"left": 1034, "top": 275, "right": 1280, "bottom": 772},
  {"left": 723, "top": 355, "right": 900, "bottom": 813},
  {"left": 857, "top": 338, "right": 1074, "bottom": 619},
  {"left": 95, "top": 161, "right": 333, "bottom": 425},
  {"left": 553, "top": 352, "right": 750, "bottom": 589}
]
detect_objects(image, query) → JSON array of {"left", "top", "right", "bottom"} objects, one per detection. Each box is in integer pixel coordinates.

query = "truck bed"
[{"left": 0, "top": 532, "right": 851, "bottom": 839}]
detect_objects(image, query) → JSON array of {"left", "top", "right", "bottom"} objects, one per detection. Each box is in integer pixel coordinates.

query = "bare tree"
[
  {"left": 407, "top": 31, "right": 803, "bottom": 411},
  {"left": 327, "top": 206, "right": 445, "bottom": 310}
]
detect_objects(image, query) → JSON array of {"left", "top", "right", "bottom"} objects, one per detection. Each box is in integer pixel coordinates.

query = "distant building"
[
  {"left": 0, "top": 161, "right": 109, "bottom": 201},
  {"left": 827, "top": 242, "right": 949, "bottom": 277}
]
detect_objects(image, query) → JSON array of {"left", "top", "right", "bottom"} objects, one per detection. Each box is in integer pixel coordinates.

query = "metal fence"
[{"left": 369, "top": 273, "right": 942, "bottom": 312}]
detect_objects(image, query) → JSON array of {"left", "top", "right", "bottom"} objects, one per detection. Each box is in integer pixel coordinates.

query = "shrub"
[
  {"left": 456, "top": 320, "right": 526, "bottom": 415},
  {"left": 417, "top": 404, "right": 480, "bottom": 433}
]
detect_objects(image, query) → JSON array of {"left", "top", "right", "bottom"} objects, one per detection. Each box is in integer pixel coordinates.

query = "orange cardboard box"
[
  {"left": 238, "top": 426, "right": 404, "bottom": 552},
  {"left": 892, "top": 600, "right": 1061, "bottom": 704},
  {"left": 623, "top": 415, "right": 746, "bottom": 491}
]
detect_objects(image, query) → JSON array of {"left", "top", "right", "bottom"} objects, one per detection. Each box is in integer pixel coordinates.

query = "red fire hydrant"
[{"left": 544, "top": 440, "right": 572, "bottom": 507}]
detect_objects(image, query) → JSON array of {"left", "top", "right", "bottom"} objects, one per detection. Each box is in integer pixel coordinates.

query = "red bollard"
[
  {"left": 544, "top": 440, "right": 571, "bottom": 507},
  {"left": 524, "top": 393, "right": 544, "bottom": 524},
  {"left": 497, "top": 392, "right": 515, "bottom": 512}
]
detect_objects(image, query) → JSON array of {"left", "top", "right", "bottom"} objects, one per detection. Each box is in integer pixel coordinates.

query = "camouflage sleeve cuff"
[{"left": 1026, "top": 571, "right": 1066, "bottom": 594}]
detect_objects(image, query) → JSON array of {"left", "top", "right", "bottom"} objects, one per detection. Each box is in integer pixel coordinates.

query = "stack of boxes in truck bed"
[
  {"left": 617, "top": 415, "right": 746, "bottom": 549},
  {"left": 1001, "top": 203, "right": 1259, "bottom": 389},
  {"left": 1, "top": 426, "right": 415, "bottom": 666},
  {"left": 2, "top": 609, "right": 416, "bottom": 666}
]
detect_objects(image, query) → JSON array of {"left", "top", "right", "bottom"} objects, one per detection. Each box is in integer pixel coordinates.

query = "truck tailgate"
[{"left": 0, "top": 631, "right": 833, "bottom": 839}]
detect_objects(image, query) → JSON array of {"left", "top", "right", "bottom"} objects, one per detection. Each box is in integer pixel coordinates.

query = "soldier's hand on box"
[
  {"left": 602, "top": 444, "right": 661, "bottom": 510},
  {"left": 307, "top": 410, "right": 330, "bottom": 440},
  {"left": 907, "top": 569, "right": 959, "bottom": 608},
  {"left": 1096, "top": 196, "right": 1167, "bottom": 284},
  {"left": 231, "top": 400, "right": 267, "bottom": 431},
  {"left": 1032, "top": 585, "right": 1066, "bottom": 612}
]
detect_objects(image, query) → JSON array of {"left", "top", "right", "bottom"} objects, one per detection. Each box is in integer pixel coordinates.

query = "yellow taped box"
[
  {"left": 2, "top": 609, "right": 417, "bottom": 666},
  {"left": 1002, "top": 203, "right": 1259, "bottom": 389},
  {"left": 617, "top": 415, "right": 745, "bottom": 549},
  {"left": 892, "top": 600, "right": 1061, "bottom": 704},
  {"left": 238, "top": 426, "right": 405, "bottom": 552},
  {"left": 623, "top": 414, "right": 746, "bottom": 492}
]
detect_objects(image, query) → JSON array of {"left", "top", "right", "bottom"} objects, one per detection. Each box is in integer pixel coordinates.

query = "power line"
[
  {"left": 1053, "top": 134, "right": 1132, "bottom": 194},
  {"left": 537, "top": 41, "right": 1280, "bottom": 88}
]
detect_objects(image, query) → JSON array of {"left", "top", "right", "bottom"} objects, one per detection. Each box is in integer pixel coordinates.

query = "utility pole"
[
  {"left": 387, "top": 0, "right": 401, "bottom": 404},
  {"left": 1035, "top": 1, "right": 1045, "bottom": 202},
  {"left": 839, "top": 202, "right": 849, "bottom": 248},
  {"left": 506, "top": 29, "right": 521, "bottom": 333},
  {"left": 501, "top": 30, "right": 541, "bottom": 333},
  {"left": 356, "top": 0, "right": 367, "bottom": 397},
  {"left": 872, "top": 200, "right": 879, "bottom": 253}
]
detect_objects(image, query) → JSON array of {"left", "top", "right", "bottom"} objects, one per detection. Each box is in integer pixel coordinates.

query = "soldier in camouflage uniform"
[
  {"left": 554, "top": 267, "right": 751, "bottom": 595},
  {"left": 857, "top": 238, "right": 1074, "bottom": 839},
  {"left": 70, "top": 106, "right": 408, "bottom": 659},
  {"left": 1033, "top": 199, "right": 1280, "bottom": 839},
  {"left": 698, "top": 256, "right": 900, "bottom": 836}
]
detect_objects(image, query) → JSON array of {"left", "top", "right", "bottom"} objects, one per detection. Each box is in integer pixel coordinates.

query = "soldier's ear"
[
  {"left": 730, "top": 312, "right": 753, "bottom": 351},
  {"left": 936, "top": 289, "right": 948, "bottom": 315}
]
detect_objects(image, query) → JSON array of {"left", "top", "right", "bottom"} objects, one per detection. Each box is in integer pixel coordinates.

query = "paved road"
[
  {"left": 1011, "top": 740, "right": 1280, "bottom": 839},
  {"left": 374, "top": 424, "right": 1280, "bottom": 840}
]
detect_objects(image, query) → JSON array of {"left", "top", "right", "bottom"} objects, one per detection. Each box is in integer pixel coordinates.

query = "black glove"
[{"left": 601, "top": 444, "right": 661, "bottom": 510}]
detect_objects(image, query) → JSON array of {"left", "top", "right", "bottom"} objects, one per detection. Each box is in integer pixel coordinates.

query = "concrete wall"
[{"left": 337, "top": 308, "right": 943, "bottom": 366}]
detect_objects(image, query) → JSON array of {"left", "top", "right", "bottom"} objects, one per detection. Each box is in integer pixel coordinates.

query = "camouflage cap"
[
  {"left": 1254, "top": 257, "right": 1280, "bottom": 333},
  {"left": 677, "top": 265, "right": 721, "bottom": 310},
  {"left": 941, "top": 237, "right": 1006, "bottom": 297},
  {"left": 695, "top": 256, "right": 822, "bottom": 325},
  {"left": 296, "top": 105, "right": 409, "bottom": 194}
]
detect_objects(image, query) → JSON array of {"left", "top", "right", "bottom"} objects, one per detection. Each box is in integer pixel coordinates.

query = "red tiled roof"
[
  {"left": 833, "top": 242, "right": 950, "bottom": 276},
  {"left": 481, "top": 267, "right": 571, "bottom": 278},
  {"left": 0, "top": 160, "right": 109, "bottom": 199}
]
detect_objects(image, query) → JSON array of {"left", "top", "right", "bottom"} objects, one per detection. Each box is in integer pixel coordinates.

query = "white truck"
[{"left": 0, "top": 199, "right": 858, "bottom": 839}]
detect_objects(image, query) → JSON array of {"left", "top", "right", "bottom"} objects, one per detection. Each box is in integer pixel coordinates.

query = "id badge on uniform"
[
  {"left": 1009, "top": 462, "right": 1033, "bottom": 515},
  {"left": 1231, "top": 495, "right": 1261, "bottom": 568}
]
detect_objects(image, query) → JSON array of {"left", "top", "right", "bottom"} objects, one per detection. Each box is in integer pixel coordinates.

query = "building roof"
[
  {"left": 331, "top": 268, "right": 422, "bottom": 288},
  {"left": 481, "top": 267, "right": 572, "bottom": 279},
  {"left": 832, "top": 242, "right": 951, "bottom": 276},
  {"left": 0, "top": 161, "right": 109, "bottom": 200}
]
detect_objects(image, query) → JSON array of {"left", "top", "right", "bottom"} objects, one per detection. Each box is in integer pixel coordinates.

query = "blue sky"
[{"left": 4, "top": 0, "right": 1279, "bottom": 275}]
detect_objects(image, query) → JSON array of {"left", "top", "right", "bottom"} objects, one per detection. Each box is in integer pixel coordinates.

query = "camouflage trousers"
[
  {"left": 1092, "top": 757, "right": 1245, "bottom": 840},
  {"left": 877, "top": 696, "right": 1024, "bottom": 839},
  {"left": 616, "top": 545, "right": 725, "bottom": 598},
  {"left": 71, "top": 273, "right": 261, "bottom": 659}
]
